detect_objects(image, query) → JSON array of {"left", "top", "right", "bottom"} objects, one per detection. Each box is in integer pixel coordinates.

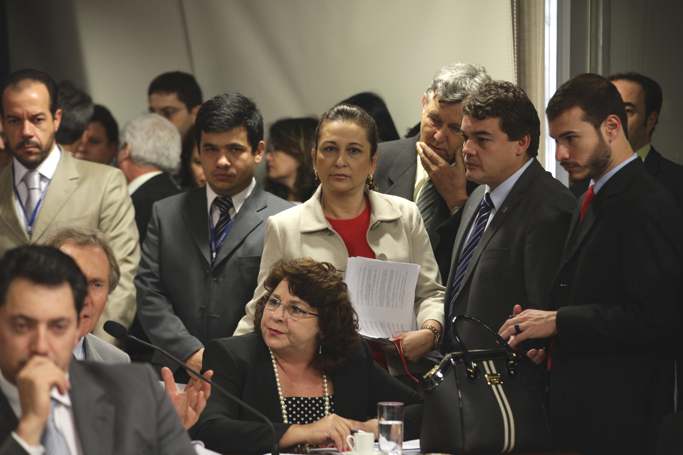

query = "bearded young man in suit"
[
  {"left": 136, "top": 92, "right": 292, "bottom": 377},
  {"left": 373, "top": 63, "right": 490, "bottom": 278},
  {"left": 0, "top": 69, "right": 139, "bottom": 343},
  {"left": 0, "top": 245, "right": 194, "bottom": 455},
  {"left": 441, "top": 81, "right": 574, "bottom": 350},
  {"left": 570, "top": 72, "right": 683, "bottom": 210},
  {"left": 500, "top": 74, "right": 683, "bottom": 455}
]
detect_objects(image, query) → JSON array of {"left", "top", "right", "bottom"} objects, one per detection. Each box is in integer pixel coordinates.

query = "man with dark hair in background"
[
  {"left": 148, "top": 71, "right": 203, "bottom": 141},
  {"left": 500, "top": 73, "right": 683, "bottom": 455},
  {"left": 441, "top": 80, "right": 574, "bottom": 351},
  {"left": 0, "top": 245, "right": 195, "bottom": 454},
  {"left": 0, "top": 68, "right": 139, "bottom": 343},
  {"left": 74, "top": 104, "right": 119, "bottom": 165},
  {"left": 55, "top": 80, "right": 94, "bottom": 155},
  {"left": 373, "top": 63, "right": 491, "bottom": 279},
  {"left": 570, "top": 72, "right": 683, "bottom": 211},
  {"left": 136, "top": 92, "right": 291, "bottom": 377}
]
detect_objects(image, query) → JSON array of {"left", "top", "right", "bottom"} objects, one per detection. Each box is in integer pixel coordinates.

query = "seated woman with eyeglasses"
[{"left": 193, "top": 258, "right": 421, "bottom": 454}]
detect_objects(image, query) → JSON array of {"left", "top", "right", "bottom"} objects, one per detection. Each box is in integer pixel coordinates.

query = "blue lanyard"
[{"left": 11, "top": 166, "right": 49, "bottom": 235}]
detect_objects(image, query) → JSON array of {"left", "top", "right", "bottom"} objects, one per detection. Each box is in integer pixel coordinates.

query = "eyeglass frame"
[{"left": 263, "top": 296, "right": 319, "bottom": 320}]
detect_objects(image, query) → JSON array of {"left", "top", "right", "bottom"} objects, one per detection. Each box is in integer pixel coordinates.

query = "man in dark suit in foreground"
[
  {"left": 136, "top": 92, "right": 292, "bottom": 376},
  {"left": 441, "top": 81, "right": 574, "bottom": 350},
  {"left": 0, "top": 245, "right": 194, "bottom": 454},
  {"left": 500, "top": 74, "right": 682, "bottom": 455},
  {"left": 373, "top": 63, "right": 491, "bottom": 278}
]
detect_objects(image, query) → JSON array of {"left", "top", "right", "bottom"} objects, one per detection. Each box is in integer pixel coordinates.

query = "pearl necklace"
[{"left": 269, "top": 348, "right": 330, "bottom": 423}]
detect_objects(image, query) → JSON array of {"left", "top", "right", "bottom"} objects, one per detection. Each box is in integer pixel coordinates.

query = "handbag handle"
[{"left": 449, "top": 314, "right": 519, "bottom": 379}]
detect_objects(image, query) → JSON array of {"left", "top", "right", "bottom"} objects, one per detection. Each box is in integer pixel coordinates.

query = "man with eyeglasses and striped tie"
[
  {"left": 0, "top": 245, "right": 195, "bottom": 455},
  {"left": 136, "top": 92, "right": 291, "bottom": 381}
]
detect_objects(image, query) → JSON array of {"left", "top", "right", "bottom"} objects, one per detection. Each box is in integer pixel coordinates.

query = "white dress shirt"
[
  {"left": 12, "top": 145, "right": 61, "bottom": 233},
  {"left": 0, "top": 368, "right": 83, "bottom": 455},
  {"left": 205, "top": 178, "right": 256, "bottom": 226}
]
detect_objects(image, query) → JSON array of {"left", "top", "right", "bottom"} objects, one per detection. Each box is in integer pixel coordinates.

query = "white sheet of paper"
[{"left": 345, "top": 257, "right": 420, "bottom": 338}]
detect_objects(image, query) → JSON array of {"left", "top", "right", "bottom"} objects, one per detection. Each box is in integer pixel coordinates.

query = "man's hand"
[
  {"left": 499, "top": 307, "right": 558, "bottom": 349},
  {"left": 161, "top": 366, "right": 213, "bottom": 429},
  {"left": 15, "top": 357, "right": 70, "bottom": 445},
  {"left": 185, "top": 348, "right": 204, "bottom": 373},
  {"left": 417, "top": 141, "right": 468, "bottom": 211}
]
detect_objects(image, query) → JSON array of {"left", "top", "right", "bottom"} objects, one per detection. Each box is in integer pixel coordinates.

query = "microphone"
[{"left": 104, "top": 320, "right": 280, "bottom": 455}]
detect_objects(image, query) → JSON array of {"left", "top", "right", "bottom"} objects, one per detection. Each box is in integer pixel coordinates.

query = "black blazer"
[
  {"left": 131, "top": 172, "right": 180, "bottom": 243},
  {"left": 442, "top": 159, "right": 575, "bottom": 350},
  {"left": 193, "top": 333, "right": 422, "bottom": 454},
  {"left": 549, "top": 158, "right": 683, "bottom": 454},
  {"left": 0, "top": 362, "right": 194, "bottom": 455}
]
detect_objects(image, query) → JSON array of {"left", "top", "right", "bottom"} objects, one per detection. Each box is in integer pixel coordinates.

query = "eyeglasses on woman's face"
[{"left": 264, "top": 296, "right": 319, "bottom": 320}]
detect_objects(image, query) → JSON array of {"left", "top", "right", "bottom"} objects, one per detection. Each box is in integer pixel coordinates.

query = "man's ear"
[
  {"left": 516, "top": 134, "right": 531, "bottom": 156},
  {"left": 190, "top": 105, "right": 200, "bottom": 122},
  {"left": 603, "top": 114, "right": 622, "bottom": 142},
  {"left": 52, "top": 108, "right": 63, "bottom": 132},
  {"left": 253, "top": 140, "right": 265, "bottom": 164}
]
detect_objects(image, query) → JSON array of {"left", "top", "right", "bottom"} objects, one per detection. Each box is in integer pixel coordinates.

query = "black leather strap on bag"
[{"left": 420, "top": 315, "right": 551, "bottom": 454}]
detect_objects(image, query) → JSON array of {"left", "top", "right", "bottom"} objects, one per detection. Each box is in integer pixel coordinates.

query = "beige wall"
[{"left": 7, "top": 0, "right": 515, "bottom": 135}]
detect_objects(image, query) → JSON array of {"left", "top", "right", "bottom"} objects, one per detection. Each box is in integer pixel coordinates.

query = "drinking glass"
[{"left": 377, "top": 401, "right": 404, "bottom": 455}]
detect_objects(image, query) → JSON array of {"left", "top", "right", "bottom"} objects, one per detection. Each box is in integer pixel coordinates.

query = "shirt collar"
[
  {"left": 635, "top": 143, "right": 651, "bottom": 162},
  {"left": 128, "top": 170, "right": 163, "bottom": 195},
  {"left": 205, "top": 177, "right": 256, "bottom": 216},
  {"left": 12, "top": 144, "right": 61, "bottom": 187},
  {"left": 485, "top": 158, "right": 534, "bottom": 210},
  {"left": 592, "top": 154, "right": 638, "bottom": 194},
  {"left": 73, "top": 337, "right": 86, "bottom": 361}
]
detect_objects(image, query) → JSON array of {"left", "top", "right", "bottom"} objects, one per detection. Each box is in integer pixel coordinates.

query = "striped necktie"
[
  {"left": 41, "top": 398, "right": 72, "bottom": 455},
  {"left": 416, "top": 179, "right": 450, "bottom": 243},
  {"left": 212, "top": 195, "right": 234, "bottom": 257},
  {"left": 446, "top": 193, "right": 494, "bottom": 318}
]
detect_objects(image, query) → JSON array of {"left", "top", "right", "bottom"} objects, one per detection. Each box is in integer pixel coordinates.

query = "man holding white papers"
[{"left": 441, "top": 81, "right": 574, "bottom": 350}]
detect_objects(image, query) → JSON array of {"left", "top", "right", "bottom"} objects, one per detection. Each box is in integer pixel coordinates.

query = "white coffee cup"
[{"left": 346, "top": 430, "right": 375, "bottom": 454}]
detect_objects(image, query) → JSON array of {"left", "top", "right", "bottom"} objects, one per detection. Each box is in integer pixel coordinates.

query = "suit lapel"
[
  {"left": 447, "top": 185, "right": 484, "bottom": 286},
  {"left": 453, "top": 161, "right": 541, "bottom": 301},
  {"left": 0, "top": 164, "right": 28, "bottom": 244},
  {"left": 182, "top": 188, "right": 212, "bottom": 265},
  {"left": 0, "top": 391, "right": 18, "bottom": 438},
  {"left": 643, "top": 147, "right": 661, "bottom": 177},
  {"left": 213, "top": 185, "right": 268, "bottom": 267},
  {"left": 83, "top": 335, "right": 103, "bottom": 362},
  {"left": 385, "top": 137, "right": 418, "bottom": 199},
  {"left": 70, "top": 363, "right": 114, "bottom": 455},
  {"left": 31, "top": 153, "right": 79, "bottom": 242}
]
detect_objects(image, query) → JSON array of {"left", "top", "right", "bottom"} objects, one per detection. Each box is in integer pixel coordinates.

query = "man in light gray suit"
[
  {"left": 48, "top": 227, "right": 130, "bottom": 363},
  {"left": 136, "top": 93, "right": 292, "bottom": 376},
  {"left": 0, "top": 69, "right": 139, "bottom": 343},
  {"left": 0, "top": 245, "right": 194, "bottom": 455}
]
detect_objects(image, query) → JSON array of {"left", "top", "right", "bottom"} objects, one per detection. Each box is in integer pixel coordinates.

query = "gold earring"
[{"left": 366, "top": 175, "right": 375, "bottom": 190}]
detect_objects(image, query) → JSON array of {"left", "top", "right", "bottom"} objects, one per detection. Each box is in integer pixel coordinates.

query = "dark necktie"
[
  {"left": 579, "top": 184, "right": 595, "bottom": 221},
  {"left": 446, "top": 193, "right": 494, "bottom": 318},
  {"left": 211, "top": 196, "right": 233, "bottom": 257},
  {"left": 416, "top": 179, "right": 450, "bottom": 244}
]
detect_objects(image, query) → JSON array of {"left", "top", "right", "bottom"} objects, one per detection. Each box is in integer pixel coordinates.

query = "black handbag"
[{"left": 420, "top": 315, "right": 552, "bottom": 454}]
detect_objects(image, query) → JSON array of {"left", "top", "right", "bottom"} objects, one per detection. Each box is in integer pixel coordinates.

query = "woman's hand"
[
  {"left": 395, "top": 329, "right": 435, "bottom": 360},
  {"left": 282, "top": 413, "right": 362, "bottom": 451},
  {"left": 357, "top": 418, "right": 379, "bottom": 439}
]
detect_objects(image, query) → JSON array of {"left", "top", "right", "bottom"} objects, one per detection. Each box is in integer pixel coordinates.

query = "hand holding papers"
[{"left": 344, "top": 257, "right": 420, "bottom": 338}]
